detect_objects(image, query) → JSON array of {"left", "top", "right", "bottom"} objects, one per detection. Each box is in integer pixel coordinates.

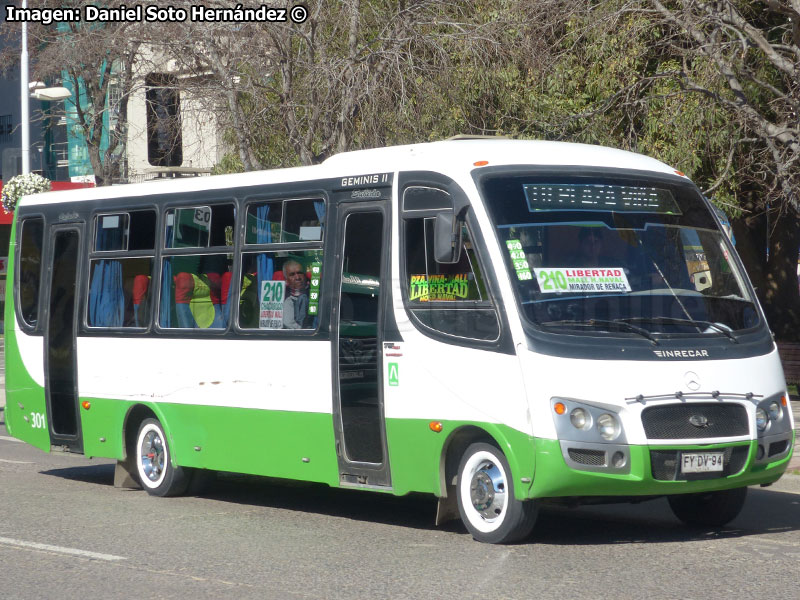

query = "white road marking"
[
  {"left": 0, "top": 537, "right": 127, "bottom": 561},
  {"left": 0, "top": 435, "right": 23, "bottom": 443},
  {"left": 0, "top": 459, "right": 32, "bottom": 464}
]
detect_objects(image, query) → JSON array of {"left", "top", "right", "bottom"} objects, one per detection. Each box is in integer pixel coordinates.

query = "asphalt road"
[{"left": 2, "top": 399, "right": 800, "bottom": 600}]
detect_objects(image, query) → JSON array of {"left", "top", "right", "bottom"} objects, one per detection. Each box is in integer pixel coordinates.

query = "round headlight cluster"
[
  {"left": 570, "top": 408, "right": 592, "bottom": 430},
  {"left": 597, "top": 413, "right": 620, "bottom": 441},
  {"left": 755, "top": 407, "right": 768, "bottom": 432}
]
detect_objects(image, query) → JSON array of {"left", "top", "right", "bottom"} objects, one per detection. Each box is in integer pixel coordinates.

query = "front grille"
[
  {"left": 650, "top": 446, "right": 749, "bottom": 481},
  {"left": 642, "top": 403, "right": 748, "bottom": 439},
  {"left": 568, "top": 448, "right": 606, "bottom": 466},
  {"left": 768, "top": 440, "right": 790, "bottom": 457}
]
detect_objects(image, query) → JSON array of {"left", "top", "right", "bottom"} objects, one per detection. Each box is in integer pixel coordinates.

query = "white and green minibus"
[{"left": 4, "top": 139, "right": 795, "bottom": 543}]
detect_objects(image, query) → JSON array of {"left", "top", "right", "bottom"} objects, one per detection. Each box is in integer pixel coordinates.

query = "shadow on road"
[
  {"left": 41, "top": 463, "right": 116, "bottom": 487},
  {"left": 532, "top": 486, "right": 800, "bottom": 545},
  {"left": 39, "top": 462, "right": 800, "bottom": 544}
]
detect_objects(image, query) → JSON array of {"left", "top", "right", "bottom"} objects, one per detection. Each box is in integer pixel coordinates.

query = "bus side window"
[
  {"left": 159, "top": 204, "right": 234, "bottom": 330},
  {"left": 18, "top": 217, "right": 45, "bottom": 327},
  {"left": 237, "top": 251, "right": 323, "bottom": 331},
  {"left": 245, "top": 198, "right": 324, "bottom": 244},
  {"left": 403, "top": 215, "right": 499, "bottom": 341},
  {"left": 87, "top": 210, "right": 156, "bottom": 328},
  {"left": 238, "top": 197, "right": 325, "bottom": 332}
]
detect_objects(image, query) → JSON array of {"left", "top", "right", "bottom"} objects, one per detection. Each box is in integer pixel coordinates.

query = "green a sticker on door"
[{"left": 388, "top": 362, "right": 399, "bottom": 386}]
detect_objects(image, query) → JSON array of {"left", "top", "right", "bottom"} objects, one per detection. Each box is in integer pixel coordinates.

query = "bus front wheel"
[
  {"left": 456, "top": 442, "right": 537, "bottom": 543},
  {"left": 135, "top": 418, "right": 190, "bottom": 497},
  {"left": 667, "top": 487, "right": 748, "bottom": 528}
]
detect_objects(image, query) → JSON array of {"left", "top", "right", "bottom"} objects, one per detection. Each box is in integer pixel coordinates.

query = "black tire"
[
  {"left": 667, "top": 486, "right": 748, "bottom": 528},
  {"left": 456, "top": 442, "right": 538, "bottom": 543},
  {"left": 135, "top": 418, "right": 190, "bottom": 497}
]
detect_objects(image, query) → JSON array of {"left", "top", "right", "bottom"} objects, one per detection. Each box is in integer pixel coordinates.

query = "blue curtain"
[
  {"left": 313, "top": 201, "right": 325, "bottom": 232},
  {"left": 88, "top": 261, "right": 124, "bottom": 326},
  {"left": 256, "top": 205, "right": 274, "bottom": 297},
  {"left": 88, "top": 224, "right": 124, "bottom": 326}
]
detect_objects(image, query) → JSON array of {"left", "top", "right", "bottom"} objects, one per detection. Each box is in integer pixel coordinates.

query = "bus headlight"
[
  {"left": 755, "top": 407, "right": 768, "bottom": 431},
  {"left": 597, "top": 413, "right": 620, "bottom": 441},
  {"left": 767, "top": 401, "right": 781, "bottom": 421},
  {"left": 570, "top": 408, "right": 592, "bottom": 430}
]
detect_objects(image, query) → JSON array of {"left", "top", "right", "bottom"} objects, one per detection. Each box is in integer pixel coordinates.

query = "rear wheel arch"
[
  {"left": 121, "top": 404, "right": 159, "bottom": 462},
  {"left": 120, "top": 404, "right": 210, "bottom": 496}
]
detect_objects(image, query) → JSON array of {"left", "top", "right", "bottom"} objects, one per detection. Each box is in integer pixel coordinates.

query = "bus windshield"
[{"left": 480, "top": 174, "right": 760, "bottom": 336}]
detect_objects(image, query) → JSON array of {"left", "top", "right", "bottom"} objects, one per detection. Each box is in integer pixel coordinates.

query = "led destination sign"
[{"left": 523, "top": 184, "right": 681, "bottom": 215}]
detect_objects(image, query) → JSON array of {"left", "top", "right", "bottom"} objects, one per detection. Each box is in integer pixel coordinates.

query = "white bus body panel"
[
  {"left": 14, "top": 321, "right": 45, "bottom": 386},
  {"left": 519, "top": 347, "right": 789, "bottom": 443},
  {"left": 75, "top": 337, "right": 333, "bottom": 413}
]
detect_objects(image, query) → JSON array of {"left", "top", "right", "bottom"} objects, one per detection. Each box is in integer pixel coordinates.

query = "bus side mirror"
[{"left": 434, "top": 211, "right": 462, "bottom": 264}]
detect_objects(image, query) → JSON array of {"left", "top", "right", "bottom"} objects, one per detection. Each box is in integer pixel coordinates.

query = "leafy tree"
[
  {"left": 1, "top": 1, "right": 145, "bottom": 186},
  {"left": 645, "top": 0, "right": 800, "bottom": 338},
  {"left": 483, "top": 0, "right": 800, "bottom": 338},
  {"left": 160, "top": 0, "right": 531, "bottom": 168}
]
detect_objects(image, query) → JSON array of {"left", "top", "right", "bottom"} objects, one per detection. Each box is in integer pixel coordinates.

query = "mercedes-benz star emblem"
[
  {"left": 684, "top": 371, "right": 701, "bottom": 391},
  {"left": 689, "top": 414, "right": 709, "bottom": 428}
]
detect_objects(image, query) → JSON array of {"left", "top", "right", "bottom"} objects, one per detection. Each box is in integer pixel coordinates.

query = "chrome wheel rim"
[
  {"left": 460, "top": 450, "right": 508, "bottom": 532},
  {"left": 138, "top": 424, "right": 167, "bottom": 488}
]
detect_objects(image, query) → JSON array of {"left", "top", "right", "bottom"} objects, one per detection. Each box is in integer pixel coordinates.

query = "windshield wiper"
[
  {"left": 619, "top": 316, "right": 738, "bottom": 343},
  {"left": 542, "top": 319, "right": 659, "bottom": 345}
]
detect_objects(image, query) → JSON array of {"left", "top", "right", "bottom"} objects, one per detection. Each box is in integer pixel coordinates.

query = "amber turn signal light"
[
  {"left": 429, "top": 421, "right": 443, "bottom": 433},
  {"left": 81, "top": 401, "right": 91, "bottom": 410},
  {"left": 554, "top": 402, "right": 566, "bottom": 415}
]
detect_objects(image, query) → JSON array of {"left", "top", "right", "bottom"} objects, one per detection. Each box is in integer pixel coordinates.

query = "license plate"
[{"left": 681, "top": 452, "right": 724, "bottom": 473}]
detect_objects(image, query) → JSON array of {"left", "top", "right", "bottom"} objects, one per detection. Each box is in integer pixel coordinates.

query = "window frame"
[
  {"left": 15, "top": 215, "right": 46, "bottom": 332},
  {"left": 156, "top": 201, "right": 237, "bottom": 333},
  {"left": 234, "top": 195, "right": 327, "bottom": 334},
  {"left": 145, "top": 72, "right": 182, "bottom": 167},
  {"left": 243, "top": 196, "right": 326, "bottom": 246},
  {"left": 85, "top": 208, "right": 159, "bottom": 331},
  {"left": 399, "top": 184, "right": 502, "bottom": 345}
]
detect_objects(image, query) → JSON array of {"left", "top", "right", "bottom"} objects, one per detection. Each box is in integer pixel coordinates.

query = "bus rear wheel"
[
  {"left": 456, "top": 442, "right": 537, "bottom": 543},
  {"left": 667, "top": 487, "right": 748, "bottom": 528},
  {"left": 135, "top": 418, "right": 190, "bottom": 497}
]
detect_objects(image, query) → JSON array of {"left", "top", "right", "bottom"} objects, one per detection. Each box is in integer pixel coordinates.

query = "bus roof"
[{"left": 18, "top": 139, "right": 685, "bottom": 207}]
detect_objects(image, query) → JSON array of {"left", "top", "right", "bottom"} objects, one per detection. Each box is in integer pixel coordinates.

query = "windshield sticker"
[
  {"left": 505, "top": 239, "right": 533, "bottom": 281},
  {"left": 409, "top": 274, "right": 471, "bottom": 301},
  {"left": 534, "top": 267, "right": 631, "bottom": 293}
]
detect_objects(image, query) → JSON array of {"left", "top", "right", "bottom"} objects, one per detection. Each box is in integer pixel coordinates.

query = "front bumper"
[{"left": 529, "top": 432, "right": 795, "bottom": 499}]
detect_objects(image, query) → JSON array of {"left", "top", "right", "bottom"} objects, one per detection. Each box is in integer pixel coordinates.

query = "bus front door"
[
  {"left": 44, "top": 226, "right": 84, "bottom": 453},
  {"left": 333, "top": 206, "right": 391, "bottom": 487}
]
